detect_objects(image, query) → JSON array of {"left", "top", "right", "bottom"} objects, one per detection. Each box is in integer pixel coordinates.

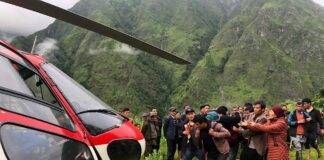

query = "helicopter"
[{"left": 0, "top": 0, "right": 190, "bottom": 160}]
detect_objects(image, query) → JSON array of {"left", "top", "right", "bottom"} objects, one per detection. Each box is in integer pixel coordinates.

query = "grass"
[{"left": 289, "top": 144, "right": 324, "bottom": 160}]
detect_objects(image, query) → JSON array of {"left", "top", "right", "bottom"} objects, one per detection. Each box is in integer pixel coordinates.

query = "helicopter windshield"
[{"left": 42, "top": 63, "right": 113, "bottom": 113}]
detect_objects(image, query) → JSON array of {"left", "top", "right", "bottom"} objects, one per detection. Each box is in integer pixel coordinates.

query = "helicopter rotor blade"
[{"left": 0, "top": 0, "right": 191, "bottom": 65}]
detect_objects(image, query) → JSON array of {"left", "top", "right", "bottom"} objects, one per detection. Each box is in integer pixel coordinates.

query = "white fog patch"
[
  {"left": 35, "top": 38, "right": 59, "bottom": 55},
  {"left": 114, "top": 43, "right": 139, "bottom": 55},
  {"left": 0, "top": 0, "right": 79, "bottom": 36},
  {"left": 312, "top": 0, "right": 324, "bottom": 6}
]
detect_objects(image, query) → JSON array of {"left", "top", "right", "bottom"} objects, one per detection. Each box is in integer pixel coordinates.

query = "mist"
[
  {"left": 313, "top": 0, "right": 324, "bottom": 6},
  {"left": 0, "top": 0, "right": 79, "bottom": 36},
  {"left": 35, "top": 38, "right": 59, "bottom": 56},
  {"left": 114, "top": 43, "right": 139, "bottom": 55}
]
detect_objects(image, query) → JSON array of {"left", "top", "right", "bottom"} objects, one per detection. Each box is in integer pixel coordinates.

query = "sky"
[
  {"left": 0, "top": 0, "right": 323, "bottom": 37},
  {"left": 0, "top": 0, "right": 79, "bottom": 36},
  {"left": 313, "top": 0, "right": 324, "bottom": 6}
]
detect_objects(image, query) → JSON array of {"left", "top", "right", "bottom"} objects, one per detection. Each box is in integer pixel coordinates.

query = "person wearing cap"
[
  {"left": 287, "top": 101, "right": 311, "bottom": 160},
  {"left": 141, "top": 111, "right": 160, "bottom": 156},
  {"left": 302, "top": 98, "right": 323, "bottom": 160},
  {"left": 182, "top": 108, "right": 204, "bottom": 160},
  {"left": 164, "top": 107, "right": 181, "bottom": 160},
  {"left": 206, "top": 110, "right": 231, "bottom": 160},
  {"left": 206, "top": 111, "right": 220, "bottom": 122},
  {"left": 243, "top": 105, "right": 289, "bottom": 160}
]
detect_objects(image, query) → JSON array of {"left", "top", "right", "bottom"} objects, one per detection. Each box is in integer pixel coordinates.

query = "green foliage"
[
  {"left": 289, "top": 144, "right": 324, "bottom": 160},
  {"left": 172, "top": 0, "right": 324, "bottom": 107},
  {"left": 143, "top": 137, "right": 168, "bottom": 160},
  {"left": 12, "top": 0, "right": 228, "bottom": 114},
  {"left": 144, "top": 150, "right": 164, "bottom": 160},
  {"left": 262, "top": 1, "right": 285, "bottom": 9},
  {"left": 11, "top": 0, "right": 324, "bottom": 113},
  {"left": 313, "top": 88, "right": 324, "bottom": 110}
]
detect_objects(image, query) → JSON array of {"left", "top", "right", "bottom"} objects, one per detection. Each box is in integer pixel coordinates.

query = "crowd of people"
[{"left": 123, "top": 98, "right": 324, "bottom": 160}]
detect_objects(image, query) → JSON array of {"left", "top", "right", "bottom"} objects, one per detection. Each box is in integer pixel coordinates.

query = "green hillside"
[
  {"left": 12, "top": 0, "right": 324, "bottom": 113},
  {"left": 172, "top": 0, "right": 324, "bottom": 107}
]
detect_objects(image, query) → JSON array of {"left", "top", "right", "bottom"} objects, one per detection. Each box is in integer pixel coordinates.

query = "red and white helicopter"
[{"left": 0, "top": 0, "right": 190, "bottom": 160}]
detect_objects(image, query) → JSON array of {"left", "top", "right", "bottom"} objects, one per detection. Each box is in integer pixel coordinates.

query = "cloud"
[
  {"left": 88, "top": 44, "right": 139, "bottom": 56},
  {"left": 0, "top": 0, "right": 79, "bottom": 36},
  {"left": 312, "top": 0, "right": 324, "bottom": 6},
  {"left": 35, "top": 38, "right": 59, "bottom": 55},
  {"left": 114, "top": 43, "right": 139, "bottom": 55}
]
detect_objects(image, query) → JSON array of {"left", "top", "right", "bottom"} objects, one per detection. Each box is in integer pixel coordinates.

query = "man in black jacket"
[
  {"left": 164, "top": 107, "right": 181, "bottom": 160},
  {"left": 216, "top": 106, "right": 241, "bottom": 160},
  {"left": 302, "top": 98, "right": 324, "bottom": 160}
]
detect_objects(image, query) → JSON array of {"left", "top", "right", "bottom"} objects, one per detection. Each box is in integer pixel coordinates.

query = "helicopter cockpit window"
[
  {"left": 78, "top": 111, "right": 123, "bottom": 136},
  {"left": 0, "top": 45, "right": 37, "bottom": 72},
  {"left": 0, "top": 89, "right": 75, "bottom": 131},
  {"left": 0, "top": 124, "right": 94, "bottom": 160},
  {"left": 0, "top": 55, "right": 60, "bottom": 107},
  {"left": 24, "top": 74, "right": 60, "bottom": 107},
  {"left": 0, "top": 55, "right": 34, "bottom": 96},
  {"left": 0, "top": 55, "right": 75, "bottom": 131},
  {"left": 42, "top": 63, "right": 114, "bottom": 113}
]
